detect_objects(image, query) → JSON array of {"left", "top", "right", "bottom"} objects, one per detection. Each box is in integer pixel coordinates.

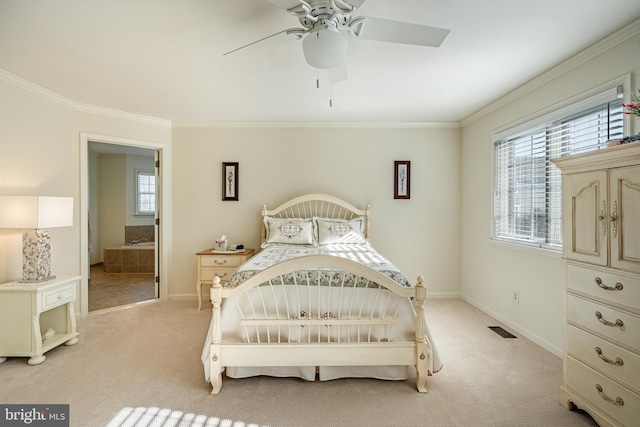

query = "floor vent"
[{"left": 488, "top": 326, "right": 517, "bottom": 338}]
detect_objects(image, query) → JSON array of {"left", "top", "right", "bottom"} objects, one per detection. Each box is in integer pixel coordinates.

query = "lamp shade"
[
  {"left": 0, "top": 196, "right": 73, "bottom": 229},
  {"left": 302, "top": 28, "right": 348, "bottom": 69}
]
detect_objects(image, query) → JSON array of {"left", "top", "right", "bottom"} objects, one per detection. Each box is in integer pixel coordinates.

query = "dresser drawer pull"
[
  {"left": 594, "top": 277, "right": 623, "bottom": 291},
  {"left": 595, "top": 347, "right": 624, "bottom": 366},
  {"left": 595, "top": 311, "right": 624, "bottom": 329},
  {"left": 214, "top": 260, "right": 228, "bottom": 265},
  {"left": 596, "top": 384, "right": 624, "bottom": 406}
]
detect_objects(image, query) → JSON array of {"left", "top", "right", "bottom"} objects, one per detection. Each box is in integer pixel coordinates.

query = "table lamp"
[{"left": 0, "top": 196, "right": 73, "bottom": 282}]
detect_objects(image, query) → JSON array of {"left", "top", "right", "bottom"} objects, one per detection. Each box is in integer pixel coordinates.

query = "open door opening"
[
  {"left": 80, "top": 132, "right": 170, "bottom": 318},
  {"left": 86, "top": 142, "right": 159, "bottom": 312}
]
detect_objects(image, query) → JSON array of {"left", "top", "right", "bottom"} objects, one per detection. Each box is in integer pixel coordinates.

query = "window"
[
  {"left": 493, "top": 87, "right": 624, "bottom": 249},
  {"left": 135, "top": 170, "right": 155, "bottom": 216}
]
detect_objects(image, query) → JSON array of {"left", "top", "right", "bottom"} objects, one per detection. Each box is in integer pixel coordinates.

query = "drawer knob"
[
  {"left": 594, "top": 277, "right": 623, "bottom": 291},
  {"left": 595, "top": 347, "right": 624, "bottom": 366},
  {"left": 214, "top": 260, "right": 228, "bottom": 265},
  {"left": 595, "top": 384, "right": 624, "bottom": 406},
  {"left": 595, "top": 311, "right": 624, "bottom": 329}
]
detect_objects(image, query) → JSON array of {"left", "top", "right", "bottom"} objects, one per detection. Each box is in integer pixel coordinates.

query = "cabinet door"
[
  {"left": 563, "top": 170, "right": 607, "bottom": 266},
  {"left": 610, "top": 165, "right": 640, "bottom": 274}
]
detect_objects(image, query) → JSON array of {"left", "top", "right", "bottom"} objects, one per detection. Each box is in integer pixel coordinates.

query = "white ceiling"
[{"left": 1, "top": 0, "right": 640, "bottom": 125}]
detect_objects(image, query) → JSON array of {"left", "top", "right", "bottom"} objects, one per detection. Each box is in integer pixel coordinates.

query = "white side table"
[
  {"left": 196, "top": 248, "right": 254, "bottom": 311},
  {"left": 0, "top": 275, "right": 80, "bottom": 365}
]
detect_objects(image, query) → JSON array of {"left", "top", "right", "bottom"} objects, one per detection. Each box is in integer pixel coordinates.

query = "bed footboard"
[{"left": 207, "top": 255, "right": 432, "bottom": 394}]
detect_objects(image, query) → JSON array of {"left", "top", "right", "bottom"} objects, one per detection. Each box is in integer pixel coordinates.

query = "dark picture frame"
[
  {"left": 394, "top": 161, "right": 410, "bottom": 199},
  {"left": 222, "top": 162, "right": 239, "bottom": 201}
]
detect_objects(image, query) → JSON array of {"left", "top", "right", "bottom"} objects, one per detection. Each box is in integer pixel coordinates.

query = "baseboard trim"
[{"left": 461, "top": 295, "right": 562, "bottom": 358}]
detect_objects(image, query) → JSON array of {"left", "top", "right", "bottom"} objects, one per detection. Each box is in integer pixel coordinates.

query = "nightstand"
[
  {"left": 0, "top": 275, "right": 80, "bottom": 365},
  {"left": 196, "top": 248, "right": 254, "bottom": 310}
]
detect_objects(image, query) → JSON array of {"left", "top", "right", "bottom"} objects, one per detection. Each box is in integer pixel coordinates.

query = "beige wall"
[
  {"left": 0, "top": 75, "right": 171, "bottom": 288},
  {"left": 460, "top": 30, "right": 640, "bottom": 356},
  {"left": 97, "top": 154, "right": 127, "bottom": 253},
  {"left": 170, "top": 126, "right": 462, "bottom": 300},
  {"left": 0, "top": 79, "right": 76, "bottom": 282}
]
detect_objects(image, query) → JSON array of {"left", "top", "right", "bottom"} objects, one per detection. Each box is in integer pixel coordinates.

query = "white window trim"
[{"left": 135, "top": 169, "right": 155, "bottom": 216}]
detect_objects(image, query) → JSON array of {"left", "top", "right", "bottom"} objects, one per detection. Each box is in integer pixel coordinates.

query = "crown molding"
[
  {"left": 460, "top": 17, "right": 640, "bottom": 127},
  {"left": 172, "top": 121, "right": 461, "bottom": 129},
  {"left": 1, "top": 67, "right": 459, "bottom": 129},
  {"left": 0, "top": 69, "right": 171, "bottom": 128}
]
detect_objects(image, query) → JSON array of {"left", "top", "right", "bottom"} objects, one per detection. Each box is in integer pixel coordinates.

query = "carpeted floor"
[{"left": 0, "top": 299, "right": 599, "bottom": 427}]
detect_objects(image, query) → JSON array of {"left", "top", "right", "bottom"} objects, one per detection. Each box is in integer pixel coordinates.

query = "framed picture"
[
  {"left": 394, "top": 161, "right": 410, "bottom": 199},
  {"left": 222, "top": 162, "right": 239, "bottom": 201}
]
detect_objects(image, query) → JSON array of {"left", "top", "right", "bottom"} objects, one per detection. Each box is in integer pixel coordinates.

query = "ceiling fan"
[{"left": 225, "top": 0, "right": 450, "bottom": 83}]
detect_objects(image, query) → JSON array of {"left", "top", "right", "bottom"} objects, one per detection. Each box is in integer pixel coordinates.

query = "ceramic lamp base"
[{"left": 19, "top": 229, "right": 55, "bottom": 283}]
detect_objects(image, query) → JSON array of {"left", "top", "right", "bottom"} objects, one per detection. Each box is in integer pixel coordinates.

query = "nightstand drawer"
[
  {"left": 568, "top": 264, "right": 640, "bottom": 311},
  {"left": 201, "top": 255, "right": 245, "bottom": 268},
  {"left": 567, "top": 294, "right": 640, "bottom": 350},
  {"left": 40, "top": 284, "right": 74, "bottom": 310},
  {"left": 567, "top": 325, "right": 640, "bottom": 390},
  {"left": 200, "top": 267, "right": 236, "bottom": 283},
  {"left": 567, "top": 356, "right": 640, "bottom": 427}
]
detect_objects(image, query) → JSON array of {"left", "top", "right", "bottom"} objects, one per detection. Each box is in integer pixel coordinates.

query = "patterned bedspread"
[{"left": 226, "top": 244, "right": 411, "bottom": 288}]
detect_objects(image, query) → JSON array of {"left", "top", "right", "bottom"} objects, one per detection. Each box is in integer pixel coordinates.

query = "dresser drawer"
[
  {"left": 567, "top": 325, "right": 640, "bottom": 390},
  {"left": 199, "top": 267, "right": 236, "bottom": 283},
  {"left": 567, "top": 294, "right": 640, "bottom": 351},
  {"left": 567, "top": 356, "right": 640, "bottom": 427},
  {"left": 568, "top": 264, "right": 640, "bottom": 311},
  {"left": 40, "top": 284, "right": 74, "bottom": 310},
  {"left": 200, "top": 255, "right": 245, "bottom": 268}
]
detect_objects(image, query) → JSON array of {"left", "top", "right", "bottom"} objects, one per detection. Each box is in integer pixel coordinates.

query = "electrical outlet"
[{"left": 513, "top": 291, "right": 519, "bottom": 304}]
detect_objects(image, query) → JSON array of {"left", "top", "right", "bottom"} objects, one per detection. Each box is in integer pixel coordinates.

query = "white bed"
[{"left": 202, "top": 194, "right": 442, "bottom": 394}]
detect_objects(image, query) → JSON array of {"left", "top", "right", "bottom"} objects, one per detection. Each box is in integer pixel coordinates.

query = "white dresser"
[{"left": 553, "top": 143, "right": 640, "bottom": 427}]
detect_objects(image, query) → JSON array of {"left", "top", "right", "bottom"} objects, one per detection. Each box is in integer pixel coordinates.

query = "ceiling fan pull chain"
[
  {"left": 329, "top": 82, "right": 333, "bottom": 107},
  {"left": 316, "top": 31, "right": 320, "bottom": 89}
]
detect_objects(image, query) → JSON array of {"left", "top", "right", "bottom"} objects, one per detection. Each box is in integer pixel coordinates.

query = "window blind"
[
  {"left": 493, "top": 87, "right": 624, "bottom": 248},
  {"left": 136, "top": 171, "right": 156, "bottom": 215}
]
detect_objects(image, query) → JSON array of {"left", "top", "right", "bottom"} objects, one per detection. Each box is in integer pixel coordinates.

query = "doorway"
[
  {"left": 87, "top": 142, "right": 158, "bottom": 311},
  {"left": 79, "top": 133, "right": 171, "bottom": 318}
]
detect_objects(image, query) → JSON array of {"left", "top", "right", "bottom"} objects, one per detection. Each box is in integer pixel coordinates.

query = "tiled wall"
[
  {"left": 103, "top": 225, "right": 155, "bottom": 273},
  {"left": 124, "top": 225, "right": 154, "bottom": 244},
  {"left": 104, "top": 247, "right": 154, "bottom": 273}
]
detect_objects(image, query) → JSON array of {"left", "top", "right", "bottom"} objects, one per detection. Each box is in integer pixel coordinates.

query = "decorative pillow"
[
  {"left": 262, "top": 217, "right": 314, "bottom": 248},
  {"left": 314, "top": 217, "right": 369, "bottom": 245}
]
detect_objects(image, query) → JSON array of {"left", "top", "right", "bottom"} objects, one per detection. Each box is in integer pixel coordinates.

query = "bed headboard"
[{"left": 261, "top": 194, "right": 371, "bottom": 244}]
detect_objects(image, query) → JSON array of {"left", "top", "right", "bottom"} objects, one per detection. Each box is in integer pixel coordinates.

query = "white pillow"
[
  {"left": 262, "top": 217, "right": 314, "bottom": 248},
  {"left": 314, "top": 217, "right": 368, "bottom": 245}
]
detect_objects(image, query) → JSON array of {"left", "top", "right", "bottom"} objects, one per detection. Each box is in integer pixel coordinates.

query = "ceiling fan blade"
[
  {"left": 333, "top": 0, "right": 367, "bottom": 12},
  {"left": 223, "top": 28, "right": 305, "bottom": 56},
  {"left": 326, "top": 62, "right": 347, "bottom": 83},
  {"left": 351, "top": 17, "right": 450, "bottom": 47},
  {"left": 266, "top": 0, "right": 306, "bottom": 10}
]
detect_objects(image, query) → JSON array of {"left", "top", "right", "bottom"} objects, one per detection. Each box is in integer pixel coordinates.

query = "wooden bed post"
[
  {"left": 210, "top": 276, "right": 223, "bottom": 394},
  {"left": 414, "top": 276, "right": 430, "bottom": 393},
  {"left": 260, "top": 204, "right": 268, "bottom": 244},
  {"left": 364, "top": 204, "right": 372, "bottom": 241}
]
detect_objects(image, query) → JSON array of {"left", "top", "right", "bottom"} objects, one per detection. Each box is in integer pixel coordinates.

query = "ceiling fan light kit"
[{"left": 302, "top": 25, "right": 348, "bottom": 69}]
